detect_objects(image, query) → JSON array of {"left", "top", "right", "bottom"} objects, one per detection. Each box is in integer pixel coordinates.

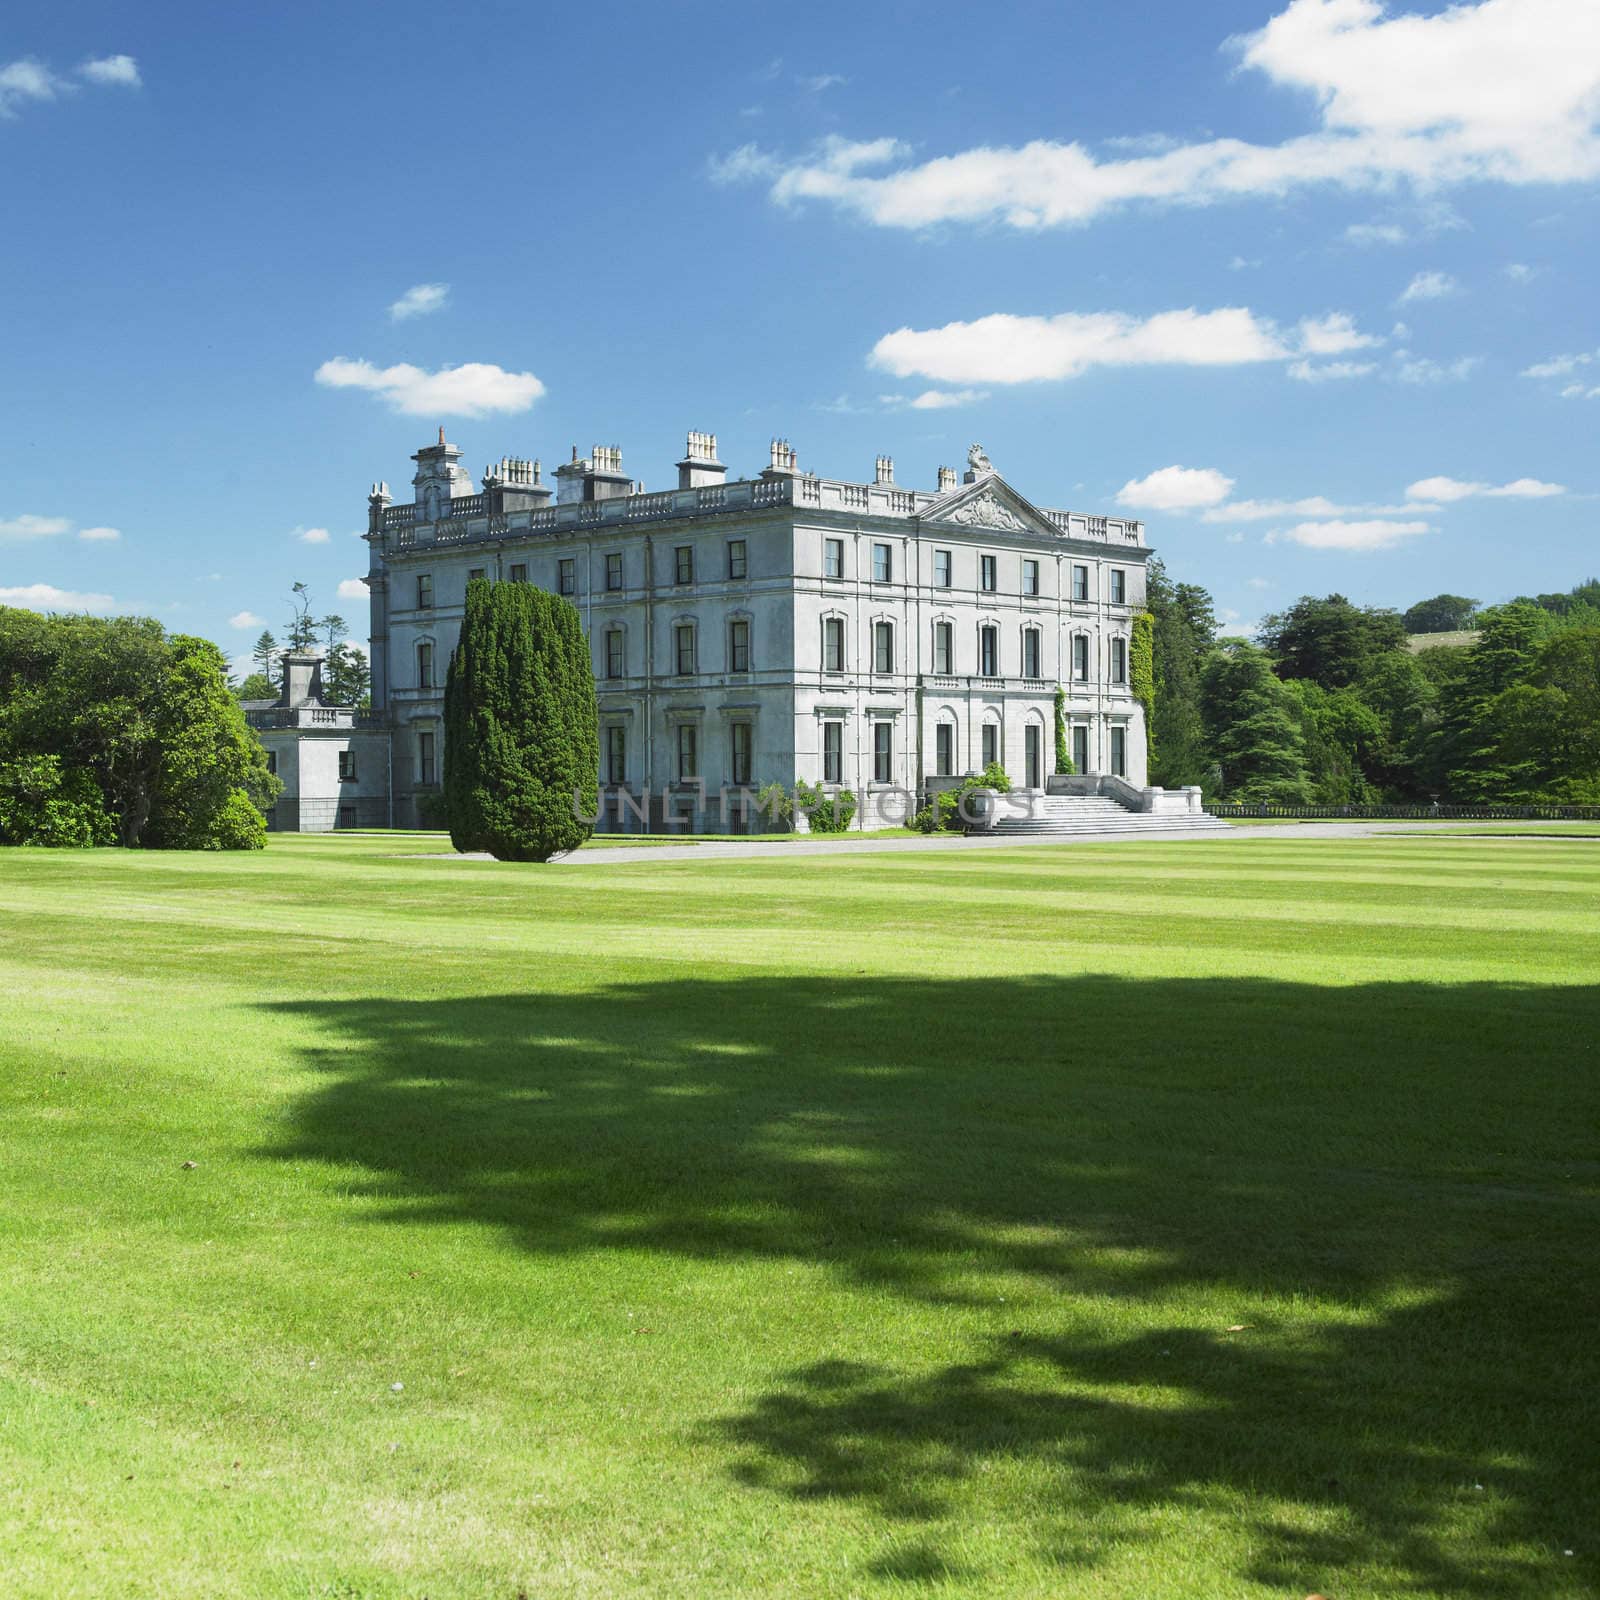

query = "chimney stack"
[
  {"left": 677, "top": 430, "right": 727, "bottom": 490},
  {"left": 875, "top": 455, "right": 894, "bottom": 485}
]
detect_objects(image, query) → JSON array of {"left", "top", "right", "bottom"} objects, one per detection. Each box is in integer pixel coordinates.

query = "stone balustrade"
[{"left": 373, "top": 473, "right": 1145, "bottom": 550}]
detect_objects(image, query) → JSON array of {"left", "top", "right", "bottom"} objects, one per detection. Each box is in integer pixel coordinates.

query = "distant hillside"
[{"left": 1406, "top": 630, "right": 1478, "bottom": 654}]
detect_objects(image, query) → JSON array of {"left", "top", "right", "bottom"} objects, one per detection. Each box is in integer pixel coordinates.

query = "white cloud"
[
  {"left": 1297, "top": 312, "right": 1382, "bottom": 355},
  {"left": 908, "top": 388, "right": 986, "bottom": 410},
  {"left": 1246, "top": 576, "right": 1273, "bottom": 589},
  {"left": 1398, "top": 269, "right": 1459, "bottom": 303},
  {"left": 1522, "top": 348, "right": 1596, "bottom": 378},
  {"left": 0, "top": 513, "right": 72, "bottom": 540},
  {"left": 0, "top": 583, "right": 121, "bottom": 613},
  {"left": 707, "top": 142, "right": 784, "bottom": 184},
  {"left": 799, "top": 73, "right": 847, "bottom": 93},
  {"left": 78, "top": 525, "right": 120, "bottom": 541},
  {"left": 1225, "top": 531, "right": 1246, "bottom": 543},
  {"left": 871, "top": 306, "right": 1291, "bottom": 385},
  {"left": 1405, "top": 474, "right": 1565, "bottom": 501},
  {"left": 389, "top": 282, "right": 449, "bottom": 321},
  {"left": 1392, "top": 352, "right": 1480, "bottom": 384},
  {"left": 0, "top": 57, "right": 66, "bottom": 117},
  {"left": 1228, "top": 255, "right": 1261, "bottom": 270},
  {"left": 228, "top": 610, "right": 265, "bottom": 630},
  {"left": 1202, "top": 494, "right": 1428, "bottom": 523},
  {"left": 79, "top": 55, "right": 140, "bottom": 87},
  {"left": 294, "top": 526, "right": 332, "bottom": 544},
  {"left": 337, "top": 578, "right": 369, "bottom": 600},
  {"left": 1288, "top": 358, "right": 1378, "bottom": 382},
  {"left": 1266, "top": 518, "right": 1432, "bottom": 550},
  {"left": 719, "top": 0, "right": 1600, "bottom": 231},
  {"left": 1503, "top": 261, "right": 1536, "bottom": 281},
  {"left": 1344, "top": 220, "right": 1407, "bottom": 245},
  {"left": 1116, "top": 465, "right": 1236, "bottom": 512},
  {"left": 315, "top": 357, "right": 546, "bottom": 418}
]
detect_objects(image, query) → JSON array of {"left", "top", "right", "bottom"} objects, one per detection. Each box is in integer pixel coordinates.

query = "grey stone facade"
[{"left": 259, "top": 431, "right": 1153, "bottom": 833}]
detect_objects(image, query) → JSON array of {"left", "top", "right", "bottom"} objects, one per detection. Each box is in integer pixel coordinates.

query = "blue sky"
[{"left": 3, "top": 0, "right": 1597, "bottom": 664}]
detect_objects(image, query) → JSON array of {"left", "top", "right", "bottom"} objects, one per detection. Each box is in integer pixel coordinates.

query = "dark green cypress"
[{"left": 443, "top": 578, "right": 599, "bottom": 861}]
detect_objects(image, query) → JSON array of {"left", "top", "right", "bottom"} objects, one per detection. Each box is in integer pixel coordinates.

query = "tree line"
[
  {"left": 1146, "top": 564, "right": 1600, "bottom": 805},
  {"left": 0, "top": 608, "right": 279, "bottom": 849},
  {"left": 235, "top": 582, "right": 370, "bottom": 706}
]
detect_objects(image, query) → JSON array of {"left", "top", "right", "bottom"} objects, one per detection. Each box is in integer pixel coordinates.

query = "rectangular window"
[
  {"left": 417, "top": 573, "right": 433, "bottom": 609},
  {"left": 934, "top": 549, "right": 952, "bottom": 588},
  {"left": 982, "top": 723, "right": 999, "bottom": 770},
  {"left": 731, "top": 721, "right": 752, "bottom": 786},
  {"left": 979, "top": 625, "right": 998, "bottom": 678},
  {"left": 675, "top": 624, "right": 696, "bottom": 675},
  {"left": 822, "top": 721, "right": 843, "bottom": 784},
  {"left": 1111, "top": 726, "right": 1127, "bottom": 777},
  {"left": 1111, "top": 637, "right": 1127, "bottom": 683},
  {"left": 1023, "top": 559, "right": 1039, "bottom": 596},
  {"left": 265, "top": 749, "right": 278, "bottom": 775},
  {"left": 338, "top": 804, "right": 356, "bottom": 829},
  {"left": 417, "top": 642, "right": 434, "bottom": 688},
  {"left": 824, "top": 538, "right": 844, "bottom": 579},
  {"left": 933, "top": 620, "right": 953, "bottom": 675},
  {"left": 677, "top": 723, "right": 697, "bottom": 781},
  {"left": 935, "top": 722, "right": 954, "bottom": 777},
  {"left": 468, "top": 567, "right": 485, "bottom": 583},
  {"left": 1073, "top": 635, "right": 1089, "bottom": 681},
  {"left": 338, "top": 749, "right": 356, "bottom": 781},
  {"left": 1111, "top": 568, "right": 1127, "bottom": 604},
  {"left": 605, "top": 629, "right": 624, "bottom": 679},
  {"left": 606, "top": 725, "right": 626, "bottom": 786},
  {"left": 510, "top": 563, "right": 528, "bottom": 584},
  {"left": 727, "top": 539, "right": 747, "bottom": 580},
  {"left": 557, "top": 558, "right": 575, "bottom": 596},
  {"left": 872, "top": 542, "right": 892, "bottom": 583},
  {"left": 1072, "top": 724, "right": 1089, "bottom": 776},
  {"left": 980, "top": 554, "right": 997, "bottom": 592},
  {"left": 417, "top": 731, "right": 435, "bottom": 786},
  {"left": 873, "top": 620, "right": 893, "bottom": 674},
  {"left": 729, "top": 619, "right": 750, "bottom": 673},
  {"left": 1072, "top": 563, "right": 1089, "bottom": 602},
  {"left": 1025, "top": 724, "right": 1041, "bottom": 789},
  {"left": 1023, "top": 628, "right": 1041, "bottom": 680},
  {"left": 675, "top": 545, "right": 693, "bottom": 585},
  {"left": 605, "top": 552, "right": 623, "bottom": 591},
  {"left": 824, "top": 617, "right": 844, "bottom": 672},
  {"left": 873, "top": 722, "right": 892, "bottom": 783}
]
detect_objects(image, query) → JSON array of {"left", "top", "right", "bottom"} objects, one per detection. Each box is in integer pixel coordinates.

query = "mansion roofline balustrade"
[
  {"left": 245, "top": 706, "right": 386, "bottom": 731},
  {"left": 376, "top": 473, "right": 1144, "bottom": 550}
]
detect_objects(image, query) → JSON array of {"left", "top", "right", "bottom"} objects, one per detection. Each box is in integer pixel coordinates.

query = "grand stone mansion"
[{"left": 251, "top": 430, "right": 1157, "bottom": 833}]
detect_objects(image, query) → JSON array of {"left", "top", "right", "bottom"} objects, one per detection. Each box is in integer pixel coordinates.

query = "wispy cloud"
[
  {"left": 79, "top": 55, "right": 140, "bottom": 87},
  {"left": 389, "top": 282, "right": 450, "bottom": 321},
  {"left": 314, "top": 357, "right": 546, "bottom": 417},
  {"left": 1344, "top": 221, "right": 1407, "bottom": 246},
  {"left": 0, "top": 582, "right": 123, "bottom": 612},
  {"left": 1405, "top": 475, "right": 1565, "bottom": 502},
  {"left": 0, "top": 513, "right": 122, "bottom": 542},
  {"left": 1398, "top": 270, "right": 1459, "bottom": 304},
  {"left": 798, "top": 73, "right": 847, "bottom": 93},
  {"left": 1265, "top": 519, "right": 1432, "bottom": 551},
  {"left": 294, "top": 527, "right": 332, "bottom": 544},
  {"left": 79, "top": 525, "right": 121, "bottom": 541},
  {"left": 1391, "top": 352, "right": 1480, "bottom": 384},
  {"left": 0, "top": 53, "right": 140, "bottom": 118},
  {"left": 714, "top": 1, "right": 1600, "bottom": 231},
  {"left": 1288, "top": 358, "right": 1378, "bottom": 382}
]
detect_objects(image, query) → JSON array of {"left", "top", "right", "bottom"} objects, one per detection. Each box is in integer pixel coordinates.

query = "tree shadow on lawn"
[{"left": 265, "top": 975, "right": 1600, "bottom": 1595}]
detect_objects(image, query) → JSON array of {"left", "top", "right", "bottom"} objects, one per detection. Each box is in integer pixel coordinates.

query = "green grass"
[{"left": 2, "top": 832, "right": 1597, "bottom": 1599}]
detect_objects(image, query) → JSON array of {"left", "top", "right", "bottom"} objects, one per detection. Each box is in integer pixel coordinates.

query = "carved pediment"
[
  {"left": 922, "top": 474, "right": 1056, "bottom": 539},
  {"left": 945, "top": 488, "right": 1027, "bottom": 532}
]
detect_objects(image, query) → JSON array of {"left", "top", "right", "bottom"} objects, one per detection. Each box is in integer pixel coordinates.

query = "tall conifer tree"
[{"left": 444, "top": 579, "right": 599, "bottom": 861}]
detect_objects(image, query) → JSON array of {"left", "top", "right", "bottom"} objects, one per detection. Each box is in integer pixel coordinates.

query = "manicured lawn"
[{"left": 2, "top": 832, "right": 1597, "bottom": 1598}]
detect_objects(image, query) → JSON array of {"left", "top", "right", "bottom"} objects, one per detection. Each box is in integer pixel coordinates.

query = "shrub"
[
  {"left": 756, "top": 781, "right": 795, "bottom": 832},
  {"left": 207, "top": 789, "right": 267, "bottom": 851},
  {"left": 1054, "top": 685, "right": 1073, "bottom": 775},
  {"left": 0, "top": 755, "right": 115, "bottom": 847},
  {"left": 795, "top": 780, "right": 856, "bottom": 833}
]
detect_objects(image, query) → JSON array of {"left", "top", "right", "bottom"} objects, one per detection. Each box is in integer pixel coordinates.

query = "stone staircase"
[{"left": 985, "top": 791, "right": 1231, "bottom": 840}]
